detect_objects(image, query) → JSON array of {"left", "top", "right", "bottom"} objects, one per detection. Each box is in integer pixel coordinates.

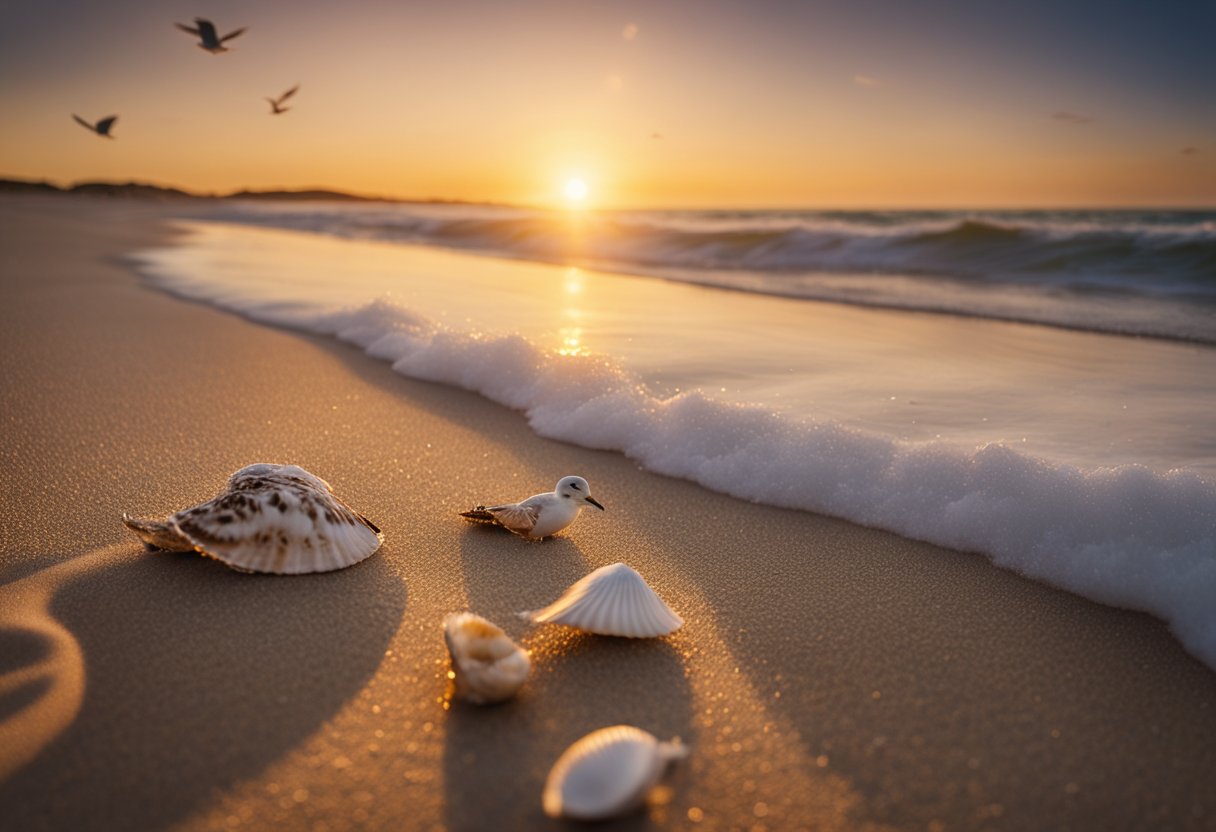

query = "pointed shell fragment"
[
  {"left": 543, "top": 725, "right": 687, "bottom": 821},
  {"left": 121, "top": 463, "right": 383, "bottom": 574},
  {"left": 521, "top": 563, "right": 683, "bottom": 638},
  {"left": 443, "top": 612, "right": 531, "bottom": 705}
]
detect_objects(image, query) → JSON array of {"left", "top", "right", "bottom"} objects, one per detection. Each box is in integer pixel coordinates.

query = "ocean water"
[
  {"left": 214, "top": 202, "right": 1216, "bottom": 342},
  {"left": 134, "top": 204, "right": 1216, "bottom": 669}
]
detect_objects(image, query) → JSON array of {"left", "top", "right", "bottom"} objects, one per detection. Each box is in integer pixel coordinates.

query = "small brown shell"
[{"left": 443, "top": 612, "right": 531, "bottom": 704}]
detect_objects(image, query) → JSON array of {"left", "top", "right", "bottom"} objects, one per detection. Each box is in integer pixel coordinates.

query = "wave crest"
[{"left": 217, "top": 203, "right": 1216, "bottom": 341}]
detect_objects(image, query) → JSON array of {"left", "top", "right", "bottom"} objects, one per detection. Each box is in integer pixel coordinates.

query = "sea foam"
[{"left": 134, "top": 253, "right": 1216, "bottom": 670}]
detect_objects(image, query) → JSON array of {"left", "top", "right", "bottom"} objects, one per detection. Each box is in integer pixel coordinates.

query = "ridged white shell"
[
  {"left": 543, "top": 725, "right": 687, "bottom": 820},
  {"left": 521, "top": 563, "right": 683, "bottom": 638},
  {"left": 121, "top": 463, "right": 383, "bottom": 574},
  {"left": 443, "top": 612, "right": 531, "bottom": 705}
]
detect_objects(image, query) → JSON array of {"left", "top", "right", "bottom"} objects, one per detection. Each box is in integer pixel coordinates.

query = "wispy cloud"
[
  {"left": 622, "top": 23, "right": 639, "bottom": 41},
  {"left": 853, "top": 74, "right": 880, "bottom": 87},
  {"left": 1051, "top": 111, "right": 1093, "bottom": 124},
  {"left": 1180, "top": 146, "right": 1200, "bottom": 155}
]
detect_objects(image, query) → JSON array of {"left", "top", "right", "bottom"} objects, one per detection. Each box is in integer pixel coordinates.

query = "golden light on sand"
[{"left": 563, "top": 178, "right": 589, "bottom": 204}]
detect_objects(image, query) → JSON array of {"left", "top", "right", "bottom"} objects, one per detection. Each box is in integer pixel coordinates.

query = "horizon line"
[{"left": 2, "top": 174, "right": 1214, "bottom": 212}]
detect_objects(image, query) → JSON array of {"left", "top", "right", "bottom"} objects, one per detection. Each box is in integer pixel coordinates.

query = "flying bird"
[
  {"left": 266, "top": 84, "right": 300, "bottom": 115},
  {"left": 460, "top": 476, "right": 605, "bottom": 539},
  {"left": 175, "top": 18, "right": 247, "bottom": 53},
  {"left": 72, "top": 114, "right": 117, "bottom": 138}
]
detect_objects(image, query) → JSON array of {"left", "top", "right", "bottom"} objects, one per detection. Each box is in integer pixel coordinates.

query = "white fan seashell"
[
  {"left": 121, "top": 463, "right": 383, "bottom": 574},
  {"left": 443, "top": 612, "right": 531, "bottom": 705},
  {"left": 521, "top": 562, "right": 683, "bottom": 638},
  {"left": 543, "top": 725, "right": 687, "bottom": 820}
]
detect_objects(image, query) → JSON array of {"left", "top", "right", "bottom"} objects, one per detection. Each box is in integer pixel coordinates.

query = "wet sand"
[{"left": 1, "top": 195, "right": 1213, "bottom": 831}]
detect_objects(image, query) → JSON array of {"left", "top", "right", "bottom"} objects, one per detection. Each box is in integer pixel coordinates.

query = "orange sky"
[{"left": 1, "top": 0, "right": 1212, "bottom": 208}]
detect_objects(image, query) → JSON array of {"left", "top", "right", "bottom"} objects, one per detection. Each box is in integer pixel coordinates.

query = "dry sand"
[{"left": 0, "top": 194, "right": 1213, "bottom": 831}]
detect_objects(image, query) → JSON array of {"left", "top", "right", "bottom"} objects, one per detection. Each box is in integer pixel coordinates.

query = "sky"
[{"left": 1, "top": 0, "right": 1213, "bottom": 208}]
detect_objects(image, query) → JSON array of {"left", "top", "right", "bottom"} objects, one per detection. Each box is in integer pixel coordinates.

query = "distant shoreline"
[
  {"left": 2, "top": 177, "right": 1212, "bottom": 213},
  {"left": 0, "top": 176, "right": 495, "bottom": 207}
]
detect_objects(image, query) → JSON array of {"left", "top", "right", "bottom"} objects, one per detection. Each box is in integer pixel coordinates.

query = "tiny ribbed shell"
[
  {"left": 443, "top": 612, "right": 531, "bottom": 705},
  {"left": 521, "top": 563, "right": 683, "bottom": 638},
  {"left": 543, "top": 725, "right": 686, "bottom": 820}
]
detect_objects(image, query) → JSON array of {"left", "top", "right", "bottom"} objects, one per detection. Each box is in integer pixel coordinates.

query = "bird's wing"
[
  {"left": 95, "top": 116, "right": 117, "bottom": 135},
  {"left": 195, "top": 19, "right": 219, "bottom": 41},
  {"left": 486, "top": 503, "right": 540, "bottom": 535},
  {"left": 71, "top": 114, "right": 94, "bottom": 131},
  {"left": 175, "top": 22, "right": 201, "bottom": 36},
  {"left": 277, "top": 84, "right": 300, "bottom": 103},
  {"left": 221, "top": 27, "right": 248, "bottom": 43}
]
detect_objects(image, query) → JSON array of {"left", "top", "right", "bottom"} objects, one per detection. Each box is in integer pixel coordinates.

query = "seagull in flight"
[
  {"left": 461, "top": 476, "right": 605, "bottom": 539},
  {"left": 175, "top": 18, "right": 247, "bottom": 53},
  {"left": 266, "top": 85, "right": 300, "bottom": 115},
  {"left": 72, "top": 114, "right": 117, "bottom": 138}
]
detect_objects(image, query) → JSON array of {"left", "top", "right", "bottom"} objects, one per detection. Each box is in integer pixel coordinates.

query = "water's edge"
[{"left": 127, "top": 226, "right": 1216, "bottom": 672}]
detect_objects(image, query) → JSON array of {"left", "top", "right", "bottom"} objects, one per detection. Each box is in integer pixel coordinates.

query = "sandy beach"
[{"left": 1, "top": 194, "right": 1214, "bottom": 831}]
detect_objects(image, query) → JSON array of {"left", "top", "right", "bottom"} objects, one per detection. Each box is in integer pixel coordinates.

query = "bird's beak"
[{"left": 585, "top": 496, "right": 605, "bottom": 511}]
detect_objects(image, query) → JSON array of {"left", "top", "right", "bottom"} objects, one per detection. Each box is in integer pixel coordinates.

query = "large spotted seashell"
[
  {"left": 443, "top": 612, "right": 531, "bottom": 705},
  {"left": 521, "top": 563, "right": 683, "bottom": 638},
  {"left": 543, "top": 725, "right": 687, "bottom": 820},
  {"left": 121, "top": 463, "right": 383, "bottom": 574}
]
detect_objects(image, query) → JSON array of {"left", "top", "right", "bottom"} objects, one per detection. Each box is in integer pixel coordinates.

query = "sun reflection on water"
[
  {"left": 558, "top": 327, "right": 584, "bottom": 356},
  {"left": 558, "top": 267, "right": 587, "bottom": 355},
  {"left": 564, "top": 266, "right": 584, "bottom": 295}
]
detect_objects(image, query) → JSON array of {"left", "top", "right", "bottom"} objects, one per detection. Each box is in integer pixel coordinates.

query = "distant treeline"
[{"left": 0, "top": 177, "right": 483, "bottom": 205}]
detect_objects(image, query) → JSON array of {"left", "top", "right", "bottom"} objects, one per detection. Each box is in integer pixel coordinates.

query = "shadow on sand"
[
  {"left": 0, "top": 546, "right": 406, "bottom": 829},
  {"left": 440, "top": 532, "right": 694, "bottom": 831}
]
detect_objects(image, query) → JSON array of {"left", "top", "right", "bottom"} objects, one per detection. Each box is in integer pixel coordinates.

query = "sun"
[{"left": 563, "top": 178, "right": 589, "bottom": 204}]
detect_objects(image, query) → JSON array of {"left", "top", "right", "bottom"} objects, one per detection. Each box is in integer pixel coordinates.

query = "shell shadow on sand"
[
  {"left": 442, "top": 534, "right": 694, "bottom": 831},
  {"left": 614, "top": 477, "right": 1216, "bottom": 830},
  {"left": 0, "top": 545, "right": 406, "bottom": 830}
]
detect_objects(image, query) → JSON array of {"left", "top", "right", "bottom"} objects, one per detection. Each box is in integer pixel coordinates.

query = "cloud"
[
  {"left": 1180, "top": 146, "right": 1200, "bottom": 155},
  {"left": 1051, "top": 111, "right": 1093, "bottom": 124},
  {"left": 622, "top": 23, "right": 639, "bottom": 41},
  {"left": 853, "top": 74, "right": 880, "bottom": 87}
]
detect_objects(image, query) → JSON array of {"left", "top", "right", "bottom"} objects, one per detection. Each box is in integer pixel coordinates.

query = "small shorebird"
[
  {"left": 72, "top": 114, "right": 117, "bottom": 138},
  {"left": 266, "top": 84, "right": 300, "bottom": 115},
  {"left": 461, "top": 476, "right": 605, "bottom": 539},
  {"left": 175, "top": 18, "right": 247, "bottom": 53}
]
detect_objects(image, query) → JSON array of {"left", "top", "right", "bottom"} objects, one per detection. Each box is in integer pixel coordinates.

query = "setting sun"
[{"left": 563, "top": 178, "right": 589, "bottom": 203}]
